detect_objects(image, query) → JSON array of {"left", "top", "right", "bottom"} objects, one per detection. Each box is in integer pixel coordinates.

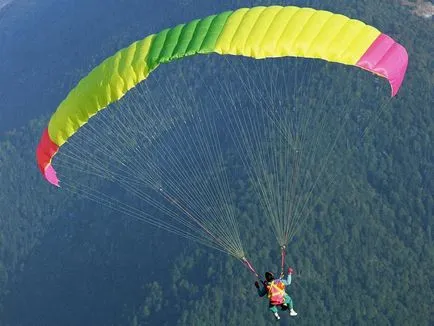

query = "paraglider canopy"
[{"left": 36, "top": 5, "right": 408, "bottom": 187}]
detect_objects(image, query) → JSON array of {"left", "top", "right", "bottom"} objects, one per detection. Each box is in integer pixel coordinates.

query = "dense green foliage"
[{"left": 0, "top": 0, "right": 433, "bottom": 325}]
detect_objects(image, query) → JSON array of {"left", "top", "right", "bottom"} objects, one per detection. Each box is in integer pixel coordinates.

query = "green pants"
[{"left": 269, "top": 294, "right": 293, "bottom": 313}]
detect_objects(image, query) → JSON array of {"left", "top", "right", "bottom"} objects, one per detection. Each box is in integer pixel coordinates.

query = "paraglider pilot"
[{"left": 255, "top": 268, "right": 297, "bottom": 320}]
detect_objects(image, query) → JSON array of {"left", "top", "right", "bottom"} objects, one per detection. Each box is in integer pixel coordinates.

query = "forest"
[{"left": 0, "top": 0, "right": 433, "bottom": 325}]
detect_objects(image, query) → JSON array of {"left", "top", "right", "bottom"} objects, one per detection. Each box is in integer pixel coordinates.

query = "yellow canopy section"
[{"left": 215, "top": 6, "right": 380, "bottom": 63}]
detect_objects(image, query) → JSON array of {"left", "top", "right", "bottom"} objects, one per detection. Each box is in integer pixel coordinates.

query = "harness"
[{"left": 266, "top": 280, "right": 286, "bottom": 305}]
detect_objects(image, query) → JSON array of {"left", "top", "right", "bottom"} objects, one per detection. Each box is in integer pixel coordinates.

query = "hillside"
[{"left": 0, "top": 0, "right": 432, "bottom": 325}]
